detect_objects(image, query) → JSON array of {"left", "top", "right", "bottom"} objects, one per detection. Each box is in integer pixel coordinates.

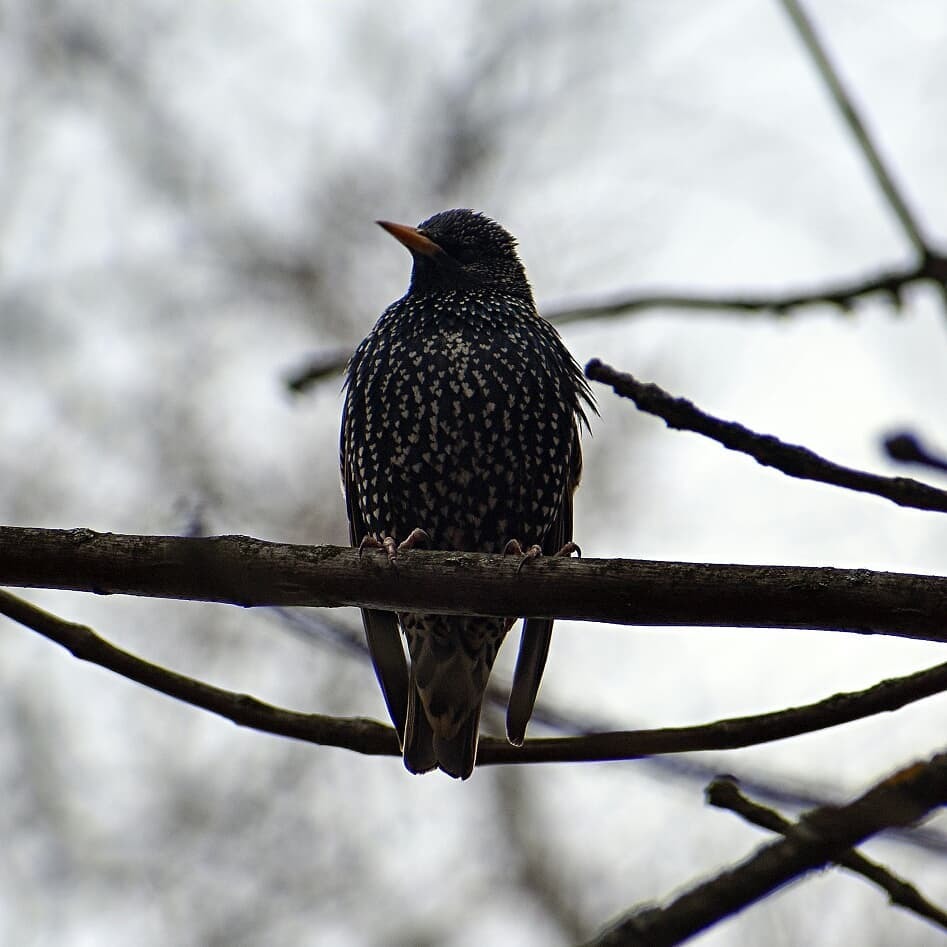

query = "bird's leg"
[
  {"left": 357, "top": 529, "right": 430, "bottom": 563},
  {"left": 504, "top": 538, "right": 580, "bottom": 574}
]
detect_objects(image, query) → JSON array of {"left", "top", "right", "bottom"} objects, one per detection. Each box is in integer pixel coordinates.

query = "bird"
[{"left": 340, "top": 209, "right": 594, "bottom": 779}]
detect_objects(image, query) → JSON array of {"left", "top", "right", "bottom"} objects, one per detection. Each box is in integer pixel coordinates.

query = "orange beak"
[{"left": 377, "top": 220, "right": 442, "bottom": 257}]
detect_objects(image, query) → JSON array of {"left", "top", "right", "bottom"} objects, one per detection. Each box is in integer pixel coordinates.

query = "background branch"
[
  {"left": 2, "top": 527, "right": 947, "bottom": 641},
  {"left": 284, "top": 255, "right": 947, "bottom": 394},
  {"left": 3, "top": 589, "right": 946, "bottom": 767},
  {"left": 586, "top": 359, "right": 947, "bottom": 515},
  {"left": 547, "top": 254, "right": 947, "bottom": 326},
  {"left": 590, "top": 751, "right": 947, "bottom": 946},
  {"left": 707, "top": 778, "right": 947, "bottom": 933},
  {"left": 779, "top": 0, "right": 931, "bottom": 257},
  {"left": 884, "top": 431, "right": 947, "bottom": 475},
  {"left": 0, "top": 589, "right": 397, "bottom": 756},
  {"left": 270, "top": 606, "right": 947, "bottom": 853}
]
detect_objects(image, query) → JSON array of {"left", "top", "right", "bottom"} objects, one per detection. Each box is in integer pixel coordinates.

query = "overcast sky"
[{"left": 2, "top": 2, "right": 947, "bottom": 945}]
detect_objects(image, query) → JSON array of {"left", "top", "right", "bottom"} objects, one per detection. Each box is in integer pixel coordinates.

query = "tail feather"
[
  {"left": 506, "top": 617, "right": 553, "bottom": 746},
  {"left": 404, "top": 674, "right": 481, "bottom": 779},
  {"left": 403, "top": 679, "right": 438, "bottom": 775},
  {"left": 400, "top": 613, "right": 507, "bottom": 779}
]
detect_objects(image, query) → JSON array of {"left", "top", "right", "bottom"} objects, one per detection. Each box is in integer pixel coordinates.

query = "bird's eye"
[
  {"left": 430, "top": 236, "right": 475, "bottom": 263},
  {"left": 448, "top": 244, "right": 479, "bottom": 265}
]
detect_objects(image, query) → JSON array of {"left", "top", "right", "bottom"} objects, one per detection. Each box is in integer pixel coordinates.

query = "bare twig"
[
  {"left": 586, "top": 359, "right": 947, "bottom": 515},
  {"left": 546, "top": 255, "right": 947, "bottom": 325},
  {"left": 589, "top": 752, "right": 947, "bottom": 946},
  {"left": 283, "top": 255, "right": 947, "bottom": 393},
  {"left": 284, "top": 348, "right": 353, "bottom": 393},
  {"left": 779, "top": 0, "right": 930, "bottom": 257},
  {"left": 480, "top": 660, "right": 947, "bottom": 765},
  {"left": 884, "top": 432, "right": 947, "bottom": 475},
  {"left": 4, "top": 589, "right": 947, "bottom": 767},
  {"left": 0, "top": 589, "right": 397, "bottom": 756},
  {"left": 269, "top": 606, "right": 947, "bottom": 852},
  {"left": 707, "top": 778, "right": 947, "bottom": 933},
  {"left": 2, "top": 527, "right": 947, "bottom": 642}
]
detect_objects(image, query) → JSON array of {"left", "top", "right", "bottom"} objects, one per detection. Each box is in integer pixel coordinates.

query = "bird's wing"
[
  {"left": 506, "top": 429, "right": 582, "bottom": 746},
  {"left": 341, "top": 402, "right": 410, "bottom": 741}
]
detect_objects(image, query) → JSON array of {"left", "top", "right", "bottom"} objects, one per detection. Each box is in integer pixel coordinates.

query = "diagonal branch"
[
  {"left": 586, "top": 359, "right": 947, "bottom": 515},
  {"left": 589, "top": 752, "right": 947, "bottom": 946},
  {"left": 707, "top": 778, "right": 947, "bottom": 933},
  {"left": 779, "top": 0, "right": 930, "bottom": 257},
  {"left": 0, "top": 589, "right": 397, "bottom": 756},
  {"left": 4, "top": 589, "right": 947, "bottom": 767}
]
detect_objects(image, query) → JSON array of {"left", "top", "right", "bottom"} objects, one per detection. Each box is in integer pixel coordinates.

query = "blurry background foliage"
[{"left": 1, "top": 1, "right": 946, "bottom": 945}]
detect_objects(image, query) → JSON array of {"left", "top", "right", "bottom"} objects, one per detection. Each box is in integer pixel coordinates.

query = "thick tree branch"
[
  {"left": 3, "top": 589, "right": 947, "bottom": 767},
  {"left": 590, "top": 752, "right": 947, "bottom": 946},
  {"left": 707, "top": 778, "right": 947, "bottom": 933},
  {"left": 2, "top": 527, "right": 947, "bottom": 642},
  {"left": 586, "top": 359, "right": 947, "bottom": 515}
]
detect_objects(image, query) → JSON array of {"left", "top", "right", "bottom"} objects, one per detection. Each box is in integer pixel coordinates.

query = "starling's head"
[{"left": 377, "top": 209, "right": 533, "bottom": 301}]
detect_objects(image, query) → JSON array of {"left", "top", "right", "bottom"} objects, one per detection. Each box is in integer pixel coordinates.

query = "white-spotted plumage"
[{"left": 341, "top": 209, "right": 593, "bottom": 779}]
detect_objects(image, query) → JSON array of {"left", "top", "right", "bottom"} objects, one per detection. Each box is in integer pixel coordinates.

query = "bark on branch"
[
  {"left": 586, "top": 359, "right": 947, "bottom": 515},
  {"left": 2, "top": 526, "right": 947, "bottom": 642},
  {"left": 591, "top": 752, "right": 947, "bottom": 945},
  {"left": 3, "top": 588, "right": 946, "bottom": 767}
]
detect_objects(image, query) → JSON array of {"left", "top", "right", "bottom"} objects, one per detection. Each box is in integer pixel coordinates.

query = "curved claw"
[
  {"left": 357, "top": 534, "right": 383, "bottom": 559},
  {"left": 503, "top": 539, "right": 543, "bottom": 574},
  {"left": 356, "top": 529, "right": 430, "bottom": 563},
  {"left": 398, "top": 528, "right": 431, "bottom": 553}
]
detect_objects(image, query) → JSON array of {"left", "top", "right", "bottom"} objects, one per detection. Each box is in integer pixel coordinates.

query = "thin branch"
[
  {"left": 480, "top": 659, "right": 947, "bottom": 765},
  {"left": 0, "top": 589, "right": 397, "bottom": 756},
  {"left": 284, "top": 347, "right": 352, "bottom": 393},
  {"left": 4, "top": 589, "right": 947, "bottom": 767},
  {"left": 2, "top": 527, "right": 947, "bottom": 642},
  {"left": 589, "top": 752, "right": 947, "bottom": 946},
  {"left": 283, "top": 255, "right": 947, "bottom": 392},
  {"left": 707, "top": 778, "right": 947, "bottom": 933},
  {"left": 269, "top": 606, "right": 947, "bottom": 852},
  {"left": 779, "top": 0, "right": 930, "bottom": 257},
  {"left": 546, "top": 255, "right": 947, "bottom": 326},
  {"left": 884, "top": 431, "right": 947, "bottom": 475},
  {"left": 586, "top": 359, "right": 947, "bottom": 515}
]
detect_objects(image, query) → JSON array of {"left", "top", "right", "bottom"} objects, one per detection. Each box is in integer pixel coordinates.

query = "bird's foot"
[
  {"left": 504, "top": 538, "right": 581, "bottom": 573},
  {"left": 504, "top": 539, "right": 580, "bottom": 574},
  {"left": 357, "top": 528, "right": 431, "bottom": 563}
]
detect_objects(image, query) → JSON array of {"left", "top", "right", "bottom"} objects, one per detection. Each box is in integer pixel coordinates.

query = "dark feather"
[
  {"left": 341, "top": 409, "right": 410, "bottom": 740},
  {"left": 506, "top": 428, "right": 582, "bottom": 745}
]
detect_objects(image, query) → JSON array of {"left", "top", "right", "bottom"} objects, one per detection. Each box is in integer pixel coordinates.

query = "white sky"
[{"left": 2, "top": 2, "right": 947, "bottom": 944}]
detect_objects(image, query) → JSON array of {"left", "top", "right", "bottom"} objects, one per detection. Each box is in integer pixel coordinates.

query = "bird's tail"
[{"left": 401, "top": 613, "right": 508, "bottom": 780}]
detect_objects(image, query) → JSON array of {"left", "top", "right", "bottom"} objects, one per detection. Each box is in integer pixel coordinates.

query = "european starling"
[{"left": 340, "top": 209, "right": 593, "bottom": 779}]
